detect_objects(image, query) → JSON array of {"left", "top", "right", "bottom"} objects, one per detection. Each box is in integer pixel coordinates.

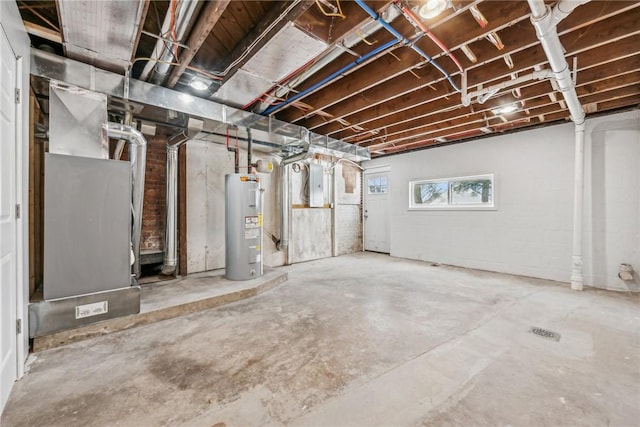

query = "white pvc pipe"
[
  {"left": 571, "top": 123, "right": 585, "bottom": 290},
  {"left": 461, "top": 69, "right": 553, "bottom": 106},
  {"left": 528, "top": 0, "right": 590, "bottom": 290},
  {"left": 528, "top": 0, "right": 587, "bottom": 125},
  {"left": 332, "top": 163, "right": 338, "bottom": 257}
]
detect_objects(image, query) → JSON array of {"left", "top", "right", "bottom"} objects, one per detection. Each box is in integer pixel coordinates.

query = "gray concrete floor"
[{"left": 2, "top": 253, "right": 639, "bottom": 426}]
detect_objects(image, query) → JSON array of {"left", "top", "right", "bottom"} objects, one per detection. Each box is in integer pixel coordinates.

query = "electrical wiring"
[
  {"left": 170, "top": 0, "right": 179, "bottom": 59},
  {"left": 315, "top": 0, "right": 346, "bottom": 19},
  {"left": 329, "top": 158, "right": 364, "bottom": 170},
  {"left": 130, "top": 57, "right": 223, "bottom": 81},
  {"left": 241, "top": 57, "right": 316, "bottom": 110},
  {"left": 262, "top": 38, "right": 401, "bottom": 115},
  {"left": 355, "top": 30, "right": 376, "bottom": 46},
  {"left": 211, "top": 0, "right": 303, "bottom": 77}
]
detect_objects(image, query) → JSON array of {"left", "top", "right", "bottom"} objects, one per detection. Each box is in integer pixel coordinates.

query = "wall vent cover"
[{"left": 529, "top": 326, "right": 561, "bottom": 342}]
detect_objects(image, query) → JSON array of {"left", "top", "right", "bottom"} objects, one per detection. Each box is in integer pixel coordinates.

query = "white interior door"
[
  {"left": 363, "top": 169, "right": 390, "bottom": 253},
  {"left": 0, "top": 28, "right": 18, "bottom": 411}
]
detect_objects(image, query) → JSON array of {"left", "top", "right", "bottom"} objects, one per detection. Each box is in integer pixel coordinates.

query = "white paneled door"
[
  {"left": 363, "top": 169, "right": 390, "bottom": 253},
  {"left": 0, "top": 28, "right": 18, "bottom": 411}
]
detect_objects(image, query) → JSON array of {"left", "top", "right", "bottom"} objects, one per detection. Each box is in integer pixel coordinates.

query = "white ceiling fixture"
[
  {"left": 491, "top": 104, "right": 519, "bottom": 115},
  {"left": 419, "top": 0, "right": 449, "bottom": 19},
  {"left": 189, "top": 78, "right": 210, "bottom": 91}
]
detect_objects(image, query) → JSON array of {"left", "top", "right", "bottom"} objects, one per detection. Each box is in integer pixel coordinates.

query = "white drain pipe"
[
  {"left": 528, "top": 0, "right": 589, "bottom": 290},
  {"left": 106, "top": 122, "right": 147, "bottom": 279}
]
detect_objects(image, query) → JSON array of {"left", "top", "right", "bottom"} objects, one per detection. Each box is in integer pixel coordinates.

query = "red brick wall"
[
  {"left": 108, "top": 128, "right": 169, "bottom": 253},
  {"left": 140, "top": 129, "right": 170, "bottom": 251}
]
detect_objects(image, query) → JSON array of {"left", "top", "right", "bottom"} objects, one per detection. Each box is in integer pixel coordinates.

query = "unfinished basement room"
[{"left": 1, "top": 0, "right": 639, "bottom": 425}]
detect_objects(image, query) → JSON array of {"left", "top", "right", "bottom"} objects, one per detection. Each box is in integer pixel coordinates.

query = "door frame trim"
[{"left": 362, "top": 166, "right": 391, "bottom": 253}]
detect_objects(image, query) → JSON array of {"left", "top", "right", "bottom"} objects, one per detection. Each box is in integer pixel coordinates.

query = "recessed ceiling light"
[
  {"left": 419, "top": 0, "right": 448, "bottom": 19},
  {"left": 491, "top": 104, "right": 519, "bottom": 115},
  {"left": 189, "top": 78, "right": 209, "bottom": 91}
]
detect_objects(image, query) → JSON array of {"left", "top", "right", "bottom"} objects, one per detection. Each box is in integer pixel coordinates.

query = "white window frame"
[
  {"left": 367, "top": 175, "right": 389, "bottom": 195},
  {"left": 409, "top": 173, "right": 495, "bottom": 210}
]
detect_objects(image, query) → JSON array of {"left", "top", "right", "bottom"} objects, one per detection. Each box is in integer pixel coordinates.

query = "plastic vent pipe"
[
  {"left": 105, "top": 123, "right": 147, "bottom": 279},
  {"left": 528, "top": 0, "right": 589, "bottom": 290},
  {"left": 354, "top": 0, "right": 460, "bottom": 93}
]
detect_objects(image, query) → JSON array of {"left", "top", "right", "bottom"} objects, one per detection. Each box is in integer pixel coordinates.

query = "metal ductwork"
[
  {"left": 258, "top": 5, "right": 402, "bottom": 113},
  {"left": 31, "top": 49, "right": 370, "bottom": 162},
  {"left": 214, "top": 22, "right": 328, "bottom": 109},
  {"left": 161, "top": 118, "right": 203, "bottom": 275},
  {"left": 105, "top": 122, "right": 148, "bottom": 279},
  {"left": 160, "top": 135, "right": 188, "bottom": 275},
  {"left": 277, "top": 164, "right": 290, "bottom": 251},
  {"left": 57, "top": 0, "right": 146, "bottom": 72},
  {"left": 528, "top": 0, "right": 589, "bottom": 290},
  {"left": 272, "top": 143, "right": 312, "bottom": 252},
  {"left": 139, "top": 0, "right": 202, "bottom": 84}
]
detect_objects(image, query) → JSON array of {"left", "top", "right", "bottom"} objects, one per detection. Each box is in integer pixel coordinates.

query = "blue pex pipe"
[
  {"left": 354, "top": 0, "right": 460, "bottom": 93},
  {"left": 262, "top": 38, "right": 400, "bottom": 115}
]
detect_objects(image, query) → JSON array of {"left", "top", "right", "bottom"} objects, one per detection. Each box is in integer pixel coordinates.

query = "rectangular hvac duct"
[
  {"left": 32, "top": 48, "right": 371, "bottom": 162},
  {"left": 49, "top": 82, "right": 108, "bottom": 159},
  {"left": 58, "top": 0, "right": 146, "bottom": 72},
  {"left": 214, "top": 24, "right": 328, "bottom": 108}
]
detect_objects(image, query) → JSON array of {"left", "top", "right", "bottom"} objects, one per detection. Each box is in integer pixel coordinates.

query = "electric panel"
[{"left": 309, "top": 163, "right": 324, "bottom": 207}]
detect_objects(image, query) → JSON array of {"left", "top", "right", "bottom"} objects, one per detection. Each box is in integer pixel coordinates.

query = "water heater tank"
[{"left": 225, "top": 174, "right": 262, "bottom": 280}]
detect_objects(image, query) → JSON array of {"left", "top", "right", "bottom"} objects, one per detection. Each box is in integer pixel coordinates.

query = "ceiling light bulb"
[
  {"left": 189, "top": 79, "right": 209, "bottom": 91},
  {"left": 492, "top": 104, "right": 518, "bottom": 115},
  {"left": 419, "top": 0, "right": 448, "bottom": 19}
]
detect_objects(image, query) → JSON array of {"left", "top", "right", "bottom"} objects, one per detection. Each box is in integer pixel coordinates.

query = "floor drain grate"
[{"left": 529, "top": 326, "right": 561, "bottom": 342}]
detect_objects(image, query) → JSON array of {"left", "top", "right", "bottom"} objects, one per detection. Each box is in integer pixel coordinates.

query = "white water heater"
[{"left": 225, "top": 174, "right": 262, "bottom": 280}]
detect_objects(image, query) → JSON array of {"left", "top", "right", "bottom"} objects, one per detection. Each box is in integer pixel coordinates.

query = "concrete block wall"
[
  {"left": 336, "top": 162, "right": 362, "bottom": 256},
  {"left": 336, "top": 205, "right": 362, "bottom": 256},
  {"left": 290, "top": 208, "right": 332, "bottom": 263},
  {"left": 185, "top": 136, "right": 283, "bottom": 273},
  {"left": 582, "top": 111, "right": 639, "bottom": 291},
  {"left": 364, "top": 109, "right": 639, "bottom": 291},
  {"left": 186, "top": 139, "right": 234, "bottom": 273},
  {"left": 185, "top": 142, "right": 364, "bottom": 273}
]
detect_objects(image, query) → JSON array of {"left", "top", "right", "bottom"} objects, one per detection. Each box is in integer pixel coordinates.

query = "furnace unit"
[{"left": 225, "top": 174, "right": 262, "bottom": 280}]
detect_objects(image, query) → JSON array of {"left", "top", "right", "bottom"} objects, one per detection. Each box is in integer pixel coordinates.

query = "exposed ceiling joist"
[
  {"left": 212, "top": 0, "right": 315, "bottom": 86},
  {"left": 166, "top": 0, "right": 231, "bottom": 88},
  {"left": 23, "top": 20, "right": 61, "bottom": 44}
]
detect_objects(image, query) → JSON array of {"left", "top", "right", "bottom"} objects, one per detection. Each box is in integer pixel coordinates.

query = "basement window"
[
  {"left": 409, "top": 174, "right": 494, "bottom": 209},
  {"left": 367, "top": 176, "right": 388, "bottom": 194}
]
